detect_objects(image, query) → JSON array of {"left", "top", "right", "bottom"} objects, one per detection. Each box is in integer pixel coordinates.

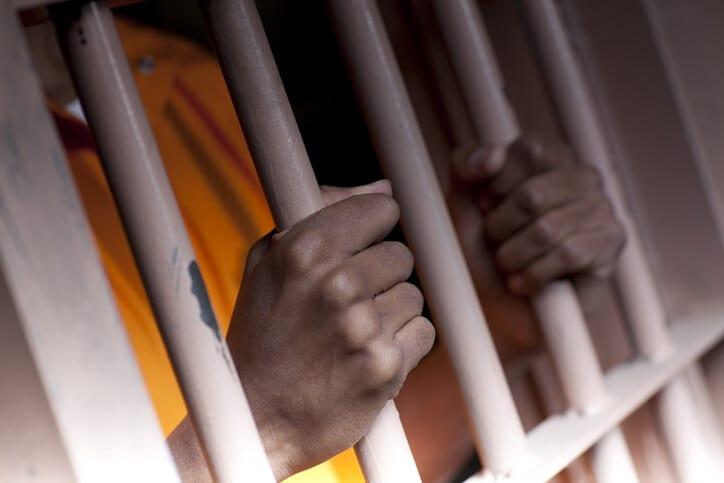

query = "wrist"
[{"left": 253, "top": 404, "right": 303, "bottom": 481}]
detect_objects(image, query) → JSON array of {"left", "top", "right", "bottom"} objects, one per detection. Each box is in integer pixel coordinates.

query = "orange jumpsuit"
[{"left": 56, "top": 18, "right": 362, "bottom": 483}]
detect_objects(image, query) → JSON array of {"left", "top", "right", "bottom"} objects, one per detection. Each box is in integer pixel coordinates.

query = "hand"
[
  {"left": 227, "top": 180, "right": 435, "bottom": 480},
  {"left": 457, "top": 135, "right": 626, "bottom": 296}
]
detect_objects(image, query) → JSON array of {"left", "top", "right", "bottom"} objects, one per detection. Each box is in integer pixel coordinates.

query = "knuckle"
[
  {"left": 283, "top": 229, "right": 325, "bottom": 274},
  {"left": 339, "top": 304, "right": 381, "bottom": 350},
  {"left": 516, "top": 182, "right": 545, "bottom": 214},
  {"left": 530, "top": 217, "right": 556, "bottom": 246},
  {"left": 559, "top": 240, "right": 587, "bottom": 268},
  {"left": 401, "top": 283, "right": 424, "bottom": 315},
  {"left": 367, "top": 343, "right": 404, "bottom": 388},
  {"left": 520, "top": 135, "right": 544, "bottom": 162},
  {"left": 321, "top": 267, "right": 364, "bottom": 308}
]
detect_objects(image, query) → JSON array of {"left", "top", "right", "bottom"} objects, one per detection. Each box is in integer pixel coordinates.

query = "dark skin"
[
  {"left": 468, "top": 136, "right": 625, "bottom": 294},
  {"left": 170, "top": 181, "right": 435, "bottom": 481},
  {"left": 26, "top": 23, "right": 435, "bottom": 480},
  {"left": 451, "top": 134, "right": 625, "bottom": 347},
  {"left": 397, "top": 134, "right": 626, "bottom": 482},
  {"left": 30, "top": 19, "right": 624, "bottom": 480}
]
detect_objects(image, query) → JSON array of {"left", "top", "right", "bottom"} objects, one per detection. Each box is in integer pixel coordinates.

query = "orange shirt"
[{"left": 56, "top": 18, "right": 362, "bottom": 483}]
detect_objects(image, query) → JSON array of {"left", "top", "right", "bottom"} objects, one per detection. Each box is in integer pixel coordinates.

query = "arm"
[
  {"left": 168, "top": 181, "right": 435, "bottom": 481},
  {"left": 395, "top": 135, "right": 625, "bottom": 482}
]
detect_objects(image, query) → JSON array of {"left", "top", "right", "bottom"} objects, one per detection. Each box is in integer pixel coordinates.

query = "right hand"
[{"left": 227, "top": 180, "right": 436, "bottom": 480}]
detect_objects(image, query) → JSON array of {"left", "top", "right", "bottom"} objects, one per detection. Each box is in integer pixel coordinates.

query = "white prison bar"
[
  {"left": 52, "top": 2, "right": 275, "bottom": 481},
  {"left": 465, "top": 310, "right": 724, "bottom": 483},
  {"left": 430, "top": 0, "right": 639, "bottom": 481},
  {"left": 520, "top": 1, "right": 724, "bottom": 480},
  {"left": 201, "top": 0, "right": 421, "bottom": 481},
  {"left": 330, "top": 0, "right": 530, "bottom": 477},
  {"left": 0, "top": 2, "right": 179, "bottom": 481}
]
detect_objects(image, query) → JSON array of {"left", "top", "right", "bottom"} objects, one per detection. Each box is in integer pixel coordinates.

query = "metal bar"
[
  {"left": 0, "top": 274, "right": 75, "bottom": 483},
  {"left": 466, "top": 311, "right": 724, "bottom": 483},
  {"left": 530, "top": 356, "right": 593, "bottom": 483},
  {"left": 683, "top": 364, "right": 724, "bottom": 459},
  {"left": 520, "top": 0, "right": 670, "bottom": 359},
  {"left": 520, "top": 1, "right": 723, "bottom": 480},
  {"left": 200, "top": 1, "right": 420, "bottom": 481},
  {"left": 329, "top": 0, "right": 528, "bottom": 477},
  {"left": 12, "top": 0, "right": 143, "bottom": 13},
  {"left": 0, "top": 3, "right": 179, "bottom": 481},
  {"left": 51, "top": 3, "right": 274, "bottom": 481},
  {"left": 430, "top": 0, "right": 638, "bottom": 480}
]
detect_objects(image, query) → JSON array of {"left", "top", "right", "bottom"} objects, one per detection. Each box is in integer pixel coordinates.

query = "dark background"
[{"left": 118, "top": 0, "right": 382, "bottom": 187}]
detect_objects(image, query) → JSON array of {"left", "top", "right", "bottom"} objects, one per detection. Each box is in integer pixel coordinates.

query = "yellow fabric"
[{"left": 60, "top": 18, "right": 363, "bottom": 483}]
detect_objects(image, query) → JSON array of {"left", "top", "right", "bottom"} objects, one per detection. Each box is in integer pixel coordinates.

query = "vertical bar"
[
  {"left": 683, "top": 365, "right": 724, "bottom": 459},
  {"left": 430, "top": 0, "right": 638, "bottom": 481},
  {"left": 530, "top": 357, "right": 594, "bottom": 483},
  {"left": 329, "top": 0, "right": 529, "bottom": 477},
  {"left": 52, "top": 3, "right": 275, "bottom": 481},
  {"left": 200, "top": 1, "right": 421, "bottom": 481},
  {"left": 0, "top": 274, "right": 75, "bottom": 483},
  {"left": 520, "top": 0, "right": 670, "bottom": 358},
  {"left": 520, "top": 1, "right": 723, "bottom": 480},
  {"left": 0, "top": 3, "right": 179, "bottom": 481}
]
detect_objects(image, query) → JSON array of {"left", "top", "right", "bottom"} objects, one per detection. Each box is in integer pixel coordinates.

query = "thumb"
[
  {"left": 242, "top": 231, "right": 274, "bottom": 280},
  {"left": 320, "top": 179, "right": 393, "bottom": 206}
]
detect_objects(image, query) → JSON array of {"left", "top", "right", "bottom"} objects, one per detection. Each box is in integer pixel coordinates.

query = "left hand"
[{"left": 459, "top": 135, "right": 626, "bottom": 296}]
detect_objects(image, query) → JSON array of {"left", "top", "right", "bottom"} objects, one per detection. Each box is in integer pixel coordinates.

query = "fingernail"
[
  {"left": 369, "top": 179, "right": 392, "bottom": 195},
  {"left": 470, "top": 146, "right": 507, "bottom": 178}
]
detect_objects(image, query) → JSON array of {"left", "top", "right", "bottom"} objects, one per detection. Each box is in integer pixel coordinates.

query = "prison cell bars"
[
  {"left": 519, "top": 2, "right": 724, "bottom": 481},
  {"left": 329, "top": 0, "right": 531, "bottom": 477},
  {"left": 0, "top": 2, "right": 180, "bottom": 481},
  {"left": 51, "top": 2, "right": 275, "bottom": 481},
  {"left": 7, "top": 0, "right": 724, "bottom": 481},
  {"left": 428, "top": 0, "right": 640, "bottom": 481},
  {"left": 199, "top": 1, "right": 422, "bottom": 482}
]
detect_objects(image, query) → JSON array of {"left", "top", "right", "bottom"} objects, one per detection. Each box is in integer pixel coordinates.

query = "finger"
[
  {"left": 395, "top": 315, "right": 436, "bottom": 378},
  {"left": 360, "top": 337, "right": 406, "bottom": 393},
  {"left": 278, "top": 193, "right": 400, "bottom": 261},
  {"left": 337, "top": 301, "right": 383, "bottom": 351},
  {"left": 508, "top": 226, "right": 625, "bottom": 295},
  {"left": 484, "top": 167, "right": 601, "bottom": 244},
  {"left": 495, "top": 196, "right": 606, "bottom": 274},
  {"left": 450, "top": 143, "right": 507, "bottom": 182},
  {"left": 321, "top": 179, "right": 392, "bottom": 206},
  {"left": 479, "top": 135, "right": 575, "bottom": 210},
  {"left": 242, "top": 231, "right": 274, "bottom": 279},
  {"left": 374, "top": 282, "right": 424, "bottom": 334},
  {"left": 343, "top": 241, "right": 415, "bottom": 299}
]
